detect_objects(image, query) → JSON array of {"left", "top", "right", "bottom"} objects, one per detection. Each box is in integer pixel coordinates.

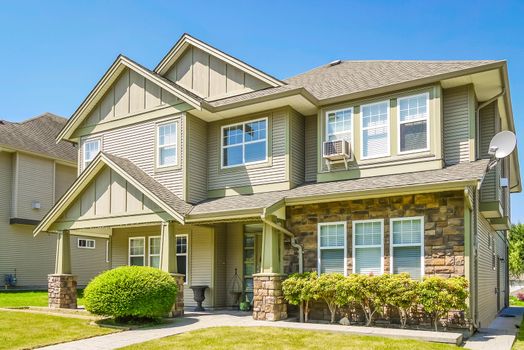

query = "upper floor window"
[
  {"left": 318, "top": 222, "right": 346, "bottom": 275},
  {"left": 83, "top": 139, "right": 100, "bottom": 169},
  {"left": 353, "top": 219, "right": 383, "bottom": 275},
  {"left": 361, "top": 101, "right": 390, "bottom": 159},
  {"left": 398, "top": 93, "right": 429, "bottom": 153},
  {"left": 391, "top": 217, "right": 424, "bottom": 279},
  {"left": 222, "top": 118, "right": 267, "bottom": 168},
  {"left": 157, "top": 122, "right": 178, "bottom": 167},
  {"left": 326, "top": 108, "right": 353, "bottom": 142}
]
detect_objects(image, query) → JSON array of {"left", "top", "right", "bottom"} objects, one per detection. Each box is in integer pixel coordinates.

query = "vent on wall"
[{"left": 327, "top": 60, "right": 342, "bottom": 67}]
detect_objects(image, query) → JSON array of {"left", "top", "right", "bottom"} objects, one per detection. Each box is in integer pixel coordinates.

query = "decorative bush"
[
  {"left": 282, "top": 272, "right": 317, "bottom": 322},
  {"left": 312, "top": 273, "right": 346, "bottom": 323},
  {"left": 418, "top": 276, "right": 468, "bottom": 331},
  {"left": 382, "top": 273, "right": 419, "bottom": 328},
  {"left": 84, "top": 266, "right": 178, "bottom": 321},
  {"left": 516, "top": 291, "right": 524, "bottom": 302}
]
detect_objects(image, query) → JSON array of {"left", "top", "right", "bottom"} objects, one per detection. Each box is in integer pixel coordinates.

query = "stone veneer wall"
[
  {"left": 252, "top": 274, "right": 287, "bottom": 321},
  {"left": 170, "top": 273, "right": 185, "bottom": 317},
  {"left": 48, "top": 274, "right": 77, "bottom": 309}
]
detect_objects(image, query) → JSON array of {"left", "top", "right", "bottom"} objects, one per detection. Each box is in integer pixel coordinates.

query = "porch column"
[
  {"left": 253, "top": 223, "right": 287, "bottom": 321},
  {"left": 48, "top": 230, "right": 77, "bottom": 309},
  {"left": 160, "top": 221, "right": 184, "bottom": 317}
]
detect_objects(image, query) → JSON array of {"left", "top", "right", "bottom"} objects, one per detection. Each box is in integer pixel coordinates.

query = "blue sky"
[{"left": 1, "top": 1, "right": 523, "bottom": 221}]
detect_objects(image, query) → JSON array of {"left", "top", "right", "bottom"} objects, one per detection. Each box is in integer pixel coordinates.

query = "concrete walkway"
[
  {"left": 38, "top": 311, "right": 462, "bottom": 350},
  {"left": 464, "top": 306, "right": 524, "bottom": 350}
]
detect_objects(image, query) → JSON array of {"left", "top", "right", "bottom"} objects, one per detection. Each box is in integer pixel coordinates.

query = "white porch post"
[
  {"left": 48, "top": 230, "right": 77, "bottom": 309},
  {"left": 160, "top": 221, "right": 184, "bottom": 317}
]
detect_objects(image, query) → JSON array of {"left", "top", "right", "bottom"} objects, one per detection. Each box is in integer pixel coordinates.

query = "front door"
[{"left": 243, "top": 224, "right": 263, "bottom": 303}]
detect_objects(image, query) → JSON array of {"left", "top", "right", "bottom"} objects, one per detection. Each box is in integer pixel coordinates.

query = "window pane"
[
  {"left": 223, "top": 125, "right": 243, "bottom": 146},
  {"left": 355, "top": 247, "right": 381, "bottom": 275},
  {"left": 320, "top": 249, "right": 344, "bottom": 274},
  {"left": 159, "top": 123, "right": 176, "bottom": 146},
  {"left": 149, "top": 237, "right": 161, "bottom": 255},
  {"left": 223, "top": 145, "right": 242, "bottom": 166},
  {"left": 245, "top": 141, "right": 266, "bottom": 163},
  {"left": 399, "top": 95, "right": 427, "bottom": 123},
  {"left": 392, "top": 219, "right": 422, "bottom": 245},
  {"left": 393, "top": 246, "right": 421, "bottom": 279},
  {"left": 130, "top": 256, "right": 144, "bottom": 266},
  {"left": 327, "top": 109, "right": 352, "bottom": 141},
  {"left": 245, "top": 120, "right": 266, "bottom": 142},
  {"left": 177, "top": 255, "right": 187, "bottom": 282},
  {"left": 362, "top": 102, "right": 388, "bottom": 128},
  {"left": 84, "top": 140, "right": 100, "bottom": 162},
  {"left": 363, "top": 126, "right": 388, "bottom": 158},
  {"left": 130, "top": 239, "right": 144, "bottom": 255},
  {"left": 400, "top": 120, "right": 427, "bottom": 152},
  {"left": 149, "top": 256, "right": 160, "bottom": 268},
  {"left": 159, "top": 146, "right": 177, "bottom": 166},
  {"left": 320, "top": 224, "right": 345, "bottom": 248},
  {"left": 176, "top": 236, "right": 187, "bottom": 254},
  {"left": 354, "top": 221, "right": 382, "bottom": 246}
]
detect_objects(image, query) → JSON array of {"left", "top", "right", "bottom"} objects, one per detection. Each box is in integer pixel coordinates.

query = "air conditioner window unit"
[{"left": 323, "top": 139, "right": 351, "bottom": 170}]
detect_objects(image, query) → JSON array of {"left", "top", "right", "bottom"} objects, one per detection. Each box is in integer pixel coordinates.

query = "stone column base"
[
  {"left": 252, "top": 274, "right": 287, "bottom": 321},
  {"left": 169, "top": 273, "right": 185, "bottom": 317},
  {"left": 48, "top": 274, "right": 77, "bottom": 309}
]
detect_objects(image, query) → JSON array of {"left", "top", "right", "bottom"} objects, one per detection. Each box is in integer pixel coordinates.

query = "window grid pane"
[
  {"left": 399, "top": 94, "right": 428, "bottom": 152},
  {"left": 391, "top": 218, "right": 423, "bottom": 280},
  {"left": 222, "top": 119, "right": 267, "bottom": 167},
  {"left": 361, "top": 102, "right": 388, "bottom": 158},
  {"left": 354, "top": 221, "right": 382, "bottom": 246},
  {"left": 320, "top": 224, "right": 345, "bottom": 248},
  {"left": 392, "top": 219, "right": 422, "bottom": 245},
  {"left": 158, "top": 122, "right": 177, "bottom": 166},
  {"left": 327, "top": 109, "right": 352, "bottom": 142}
]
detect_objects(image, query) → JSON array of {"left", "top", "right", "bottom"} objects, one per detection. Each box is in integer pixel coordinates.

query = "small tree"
[
  {"left": 509, "top": 224, "right": 524, "bottom": 280},
  {"left": 312, "top": 273, "right": 346, "bottom": 323},
  {"left": 383, "top": 273, "right": 419, "bottom": 328},
  {"left": 345, "top": 274, "right": 388, "bottom": 326},
  {"left": 418, "top": 276, "right": 468, "bottom": 331},
  {"left": 282, "top": 272, "right": 317, "bottom": 322}
]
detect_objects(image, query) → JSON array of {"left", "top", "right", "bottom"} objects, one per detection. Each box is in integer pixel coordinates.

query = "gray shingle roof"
[
  {"left": 103, "top": 152, "right": 194, "bottom": 215},
  {"left": 0, "top": 113, "right": 77, "bottom": 162},
  {"left": 206, "top": 60, "right": 500, "bottom": 108},
  {"left": 189, "top": 160, "right": 489, "bottom": 216}
]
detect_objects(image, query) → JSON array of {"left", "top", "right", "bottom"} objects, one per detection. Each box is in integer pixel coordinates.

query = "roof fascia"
[
  {"left": 0, "top": 146, "right": 76, "bottom": 167},
  {"left": 154, "top": 33, "right": 284, "bottom": 87}
]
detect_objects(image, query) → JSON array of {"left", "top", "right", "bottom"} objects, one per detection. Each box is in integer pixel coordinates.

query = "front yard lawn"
[
  {"left": 510, "top": 296, "right": 524, "bottom": 307},
  {"left": 0, "top": 290, "right": 84, "bottom": 308},
  {"left": 121, "top": 326, "right": 458, "bottom": 350},
  {"left": 0, "top": 310, "right": 115, "bottom": 350}
]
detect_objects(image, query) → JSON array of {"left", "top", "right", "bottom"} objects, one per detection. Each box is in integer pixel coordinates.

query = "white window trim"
[
  {"left": 220, "top": 117, "right": 269, "bottom": 169},
  {"left": 176, "top": 234, "right": 189, "bottom": 285},
  {"left": 389, "top": 216, "right": 425, "bottom": 279},
  {"left": 149, "top": 236, "right": 161, "bottom": 268},
  {"left": 156, "top": 121, "right": 178, "bottom": 168},
  {"left": 325, "top": 107, "right": 355, "bottom": 147},
  {"left": 397, "top": 92, "right": 430, "bottom": 155},
  {"left": 360, "top": 100, "right": 391, "bottom": 160},
  {"left": 105, "top": 239, "right": 110, "bottom": 263},
  {"left": 128, "top": 237, "right": 146, "bottom": 266},
  {"left": 352, "top": 219, "right": 384, "bottom": 275},
  {"left": 78, "top": 238, "right": 95, "bottom": 249},
  {"left": 317, "top": 221, "right": 348, "bottom": 276},
  {"left": 82, "top": 138, "right": 101, "bottom": 169}
]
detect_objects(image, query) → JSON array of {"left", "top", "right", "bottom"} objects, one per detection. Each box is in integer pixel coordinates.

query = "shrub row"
[{"left": 282, "top": 272, "right": 468, "bottom": 331}]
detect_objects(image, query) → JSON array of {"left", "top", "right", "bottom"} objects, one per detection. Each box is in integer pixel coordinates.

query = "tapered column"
[
  {"left": 48, "top": 230, "right": 77, "bottom": 309},
  {"left": 55, "top": 230, "right": 72, "bottom": 274},
  {"left": 160, "top": 221, "right": 184, "bottom": 317}
]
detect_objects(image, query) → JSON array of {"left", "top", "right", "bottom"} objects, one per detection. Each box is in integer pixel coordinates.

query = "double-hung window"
[
  {"left": 176, "top": 235, "right": 188, "bottom": 283},
  {"left": 391, "top": 217, "right": 424, "bottom": 279},
  {"left": 361, "top": 101, "right": 390, "bottom": 159},
  {"left": 149, "top": 236, "right": 161, "bottom": 268},
  {"left": 78, "top": 238, "right": 95, "bottom": 249},
  {"left": 326, "top": 108, "right": 353, "bottom": 142},
  {"left": 83, "top": 139, "right": 100, "bottom": 169},
  {"left": 318, "top": 222, "right": 346, "bottom": 275},
  {"left": 353, "top": 220, "right": 383, "bottom": 275},
  {"left": 398, "top": 93, "right": 429, "bottom": 153},
  {"left": 157, "top": 122, "right": 178, "bottom": 167},
  {"left": 222, "top": 118, "right": 267, "bottom": 167},
  {"left": 129, "top": 237, "right": 145, "bottom": 266}
]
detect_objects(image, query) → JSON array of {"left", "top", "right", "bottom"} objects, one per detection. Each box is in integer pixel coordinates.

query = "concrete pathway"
[
  {"left": 464, "top": 306, "right": 524, "bottom": 350},
  {"left": 38, "top": 311, "right": 462, "bottom": 350}
]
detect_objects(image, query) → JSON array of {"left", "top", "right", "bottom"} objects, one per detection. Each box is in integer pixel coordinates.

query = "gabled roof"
[
  {"left": 0, "top": 113, "right": 76, "bottom": 163},
  {"left": 57, "top": 55, "right": 203, "bottom": 143},
  {"left": 34, "top": 152, "right": 192, "bottom": 235},
  {"left": 154, "top": 33, "right": 285, "bottom": 87}
]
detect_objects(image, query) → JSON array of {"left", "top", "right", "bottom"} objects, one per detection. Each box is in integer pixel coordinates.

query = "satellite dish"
[{"left": 488, "top": 131, "right": 516, "bottom": 159}]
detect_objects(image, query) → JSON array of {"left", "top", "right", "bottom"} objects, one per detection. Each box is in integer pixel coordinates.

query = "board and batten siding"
[
  {"left": 443, "top": 86, "right": 472, "bottom": 165},
  {"left": 289, "top": 109, "right": 305, "bottom": 187},
  {"left": 207, "top": 109, "right": 288, "bottom": 192},
  {"left": 186, "top": 114, "right": 208, "bottom": 204},
  {"left": 304, "top": 115, "right": 318, "bottom": 182},
  {"left": 82, "top": 68, "right": 180, "bottom": 127},
  {"left": 165, "top": 46, "right": 270, "bottom": 100}
]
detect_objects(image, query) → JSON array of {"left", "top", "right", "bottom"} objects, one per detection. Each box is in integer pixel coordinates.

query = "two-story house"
[
  {"left": 35, "top": 34, "right": 519, "bottom": 328},
  {"left": 0, "top": 113, "right": 108, "bottom": 288}
]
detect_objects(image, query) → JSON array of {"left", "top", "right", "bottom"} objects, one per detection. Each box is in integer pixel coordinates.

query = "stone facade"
[
  {"left": 252, "top": 274, "right": 287, "bottom": 321},
  {"left": 170, "top": 273, "right": 185, "bottom": 317},
  {"left": 48, "top": 274, "right": 77, "bottom": 309}
]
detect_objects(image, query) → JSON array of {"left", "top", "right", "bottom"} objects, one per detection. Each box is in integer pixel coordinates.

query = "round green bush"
[{"left": 84, "top": 266, "right": 178, "bottom": 320}]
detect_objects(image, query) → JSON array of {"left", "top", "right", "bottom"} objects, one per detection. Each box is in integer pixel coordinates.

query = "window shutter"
[
  {"left": 392, "top": 246, "right": 422, "bottom": 279},
  {"left": 320, "top": 249, "right": 345, "bottom": 274},
  {"left": 355, "top": 247, "right": 381, "bottom": 275}
]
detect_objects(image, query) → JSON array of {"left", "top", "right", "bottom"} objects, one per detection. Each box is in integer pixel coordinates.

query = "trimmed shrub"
[
  {"left": 312, "top": 273, "right": 346, "bottom": 323},
  {"left": 282, "top": 272, "right": 317, "bottom": 322},
  {"left": 418, "top": 276, "right": 468, "bottom": 331},
  {"left": 84, "top": 266, "right": 178, "bottom": 321},
  {"left": 382, "top": 273, "right": 419, "bottom": 328}
]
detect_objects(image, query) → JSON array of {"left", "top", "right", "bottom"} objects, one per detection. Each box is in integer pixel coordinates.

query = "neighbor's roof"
[
  {"left": 206, "top": 60, "right": 503, "bottom": 108},
  {"left": 189, "top": 159, "right": 489, "bottom": 217},
  {"left": 0, "top": 113, "right": 76, "bottom": 163}
]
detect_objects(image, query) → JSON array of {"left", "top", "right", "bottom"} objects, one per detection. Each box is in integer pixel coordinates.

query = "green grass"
[
  {"left": 0, "top": 310, "right": 115, "bottom": 350},
  {"left": 510, "top": 296, "right": 524, "bottom": 307},
  {"left": 513, "top": 318, "right": 524, "bottom": 349},
  {"left": 0, "top": 290, "right": 84, "bottom": 308},
  {"left": 120, "top": 326, "right": 458, "bottom": 350}
]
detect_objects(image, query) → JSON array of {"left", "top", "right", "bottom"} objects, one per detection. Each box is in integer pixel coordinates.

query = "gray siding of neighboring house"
[
  {"left": 443, "top": 86, "right": 471, "bottom": 165},
  {"left": 186, "top": 114, "right": 208, "bottom": 204},
  {"left": 304, "top": 115, "right": 318, "bottom": 182},
  {"left": 207, "top": 109, "right": 289, "bottom": 192},
  {"left": 289, "top": 109, "right": 305, "bottom": 187}
]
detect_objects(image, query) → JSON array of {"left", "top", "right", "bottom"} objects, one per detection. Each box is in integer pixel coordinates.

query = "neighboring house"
[
  {"left": 0, "top": 113, "right": 108, "bottom": 287},
  {"left": 35, "top": 34, "right": 519, "bottom": 328}
]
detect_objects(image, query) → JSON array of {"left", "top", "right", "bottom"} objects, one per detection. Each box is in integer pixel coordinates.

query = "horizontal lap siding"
[
  {"left": 496, "top": 232, "right": 508, "bottom": 309},
  {"left": 304, "top": 115, "right": 318, "bottom": 182},
  {"left": 477, "top": 214, "right": 498, "bottom": 328},
  {"left": 443, "top": 86, "right": 471, "bottom": 165},
  {"left": 290, "top": 110, "right": 305, "bottom": 186},
  {"left": 71, "top": 237, "right": 110, "bottom": 286},
  {"left": 207, "top": 110, "right": 288, "bottom": 190},
  {"left": 186, "top": 114, "right": 208, "bottom": 204},
  {"left": 479, "top": 103, "right": 499, "bottom": 202}
]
